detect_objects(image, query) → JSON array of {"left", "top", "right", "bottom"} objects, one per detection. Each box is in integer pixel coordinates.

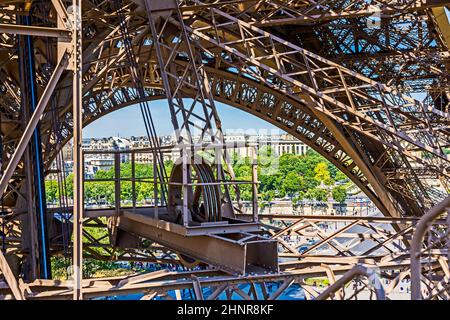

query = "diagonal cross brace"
[
  {"left": 0, "top": 251, "right": 24, "bottom": 300},
  {"left": 0, "top": 51, "right": 69, "bottom": 200}
]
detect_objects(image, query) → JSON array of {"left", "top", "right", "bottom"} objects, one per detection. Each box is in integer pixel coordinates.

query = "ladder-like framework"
[{"left": 144, "top": 0, "right": 242, "bottom": 219}]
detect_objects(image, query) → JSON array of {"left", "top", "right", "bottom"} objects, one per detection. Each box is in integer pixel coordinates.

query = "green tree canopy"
[
  {"left": 306, "top": 187, "right": 328, "bottom": 202},
  {"left": 45, "top": 180, "right": 59, "bottom": 203},
  {"left": 332, "top": 185, "right": 348, "bottom": 203},
  {"left": 282, "top": 172, "right": 305, "bottom": 198}
]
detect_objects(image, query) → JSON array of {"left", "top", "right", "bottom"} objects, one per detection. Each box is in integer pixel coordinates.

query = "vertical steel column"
[
  {"left": 16, "top": 13, "right": 39, "bottom": 280},
  {"left": 114, "top": 152, "right": 121, "bottom": 215},
  {"left": 251, "top": 146, "right": 258, "bottom": 223},
  {"left": 153, "top": 156, "right": 158, "bottom": 218},
  {"left": 19, "top": 11, "right": 51, "bottom": 279},
  {"left": 71, "top": 0, "right": 83, "bottom": 301},
  {"left": 0, "top": 54, "right": 69, "bottom": 200},
  {"left": 131, "top": 152, "right": 136, "bottom": 209},
  {"left": 182, "top": 147, "right": 189, "bottom": 227}
]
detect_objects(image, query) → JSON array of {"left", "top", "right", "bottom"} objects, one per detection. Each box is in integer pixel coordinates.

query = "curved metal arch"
[
  {"left": 41, "top": 68, "right": 400, "bottom": 219},
  {"left": 316, "top": 264, "right": 386, "bottom": 300},
  {"left": 24, "top": 2, "right": 443, "bottom": 220}
]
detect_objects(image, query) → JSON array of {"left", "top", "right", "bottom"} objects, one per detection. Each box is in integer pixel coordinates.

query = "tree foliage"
[
  {"left": 46, "top": 150, "right": 354, "bottom": 205},
  {"left": 332, "top": 185, "right": 348, "bottom": 203}
]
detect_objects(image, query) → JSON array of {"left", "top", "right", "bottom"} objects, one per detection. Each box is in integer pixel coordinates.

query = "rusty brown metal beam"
[
  {"left": 22, "top": 260, "right": 416, "bottom": 300},
  {"left": 0, "top": 51, "right": 69, "bottom": 200},
  {"left": 0, "top": 251, "right": 24, "bottom": 300},
  {"left": 0, "top": 23, "right": 71, "bottom": 40},
  {"left": 71, "top": 0, "right": 83, "bottom": 301},
  {"left": 115, "top": 210, "right": 278, "bottom": 274}
]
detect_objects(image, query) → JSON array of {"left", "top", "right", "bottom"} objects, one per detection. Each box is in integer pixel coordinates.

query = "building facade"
[{"left": 48, "top": 134, "right": 310, "bottom": 179}]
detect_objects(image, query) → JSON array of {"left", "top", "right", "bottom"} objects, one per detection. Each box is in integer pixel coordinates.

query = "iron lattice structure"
[{"left": 0, "top": 0, "right": 449, "bottom": 300}]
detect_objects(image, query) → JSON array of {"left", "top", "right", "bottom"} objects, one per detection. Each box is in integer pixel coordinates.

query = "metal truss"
[
  {"left": 26, "top": 0, "right": 446, "bottom": 218},
  {"left": 181, "top": 0, "right": 449, "bottom": 91},
  {"left": 1, "top": 261, "right": 411, "bottom": 300},
  {"left": 411, "top": 195, "right": 450, "bottom": 300},
  {"left": 0, "top": 0, "right": 449, "bottom": 300},
  {"left": 182, "top": 0, "right": 448, "bottom": 26},
  {"left": 183, "top": 1, "right": 450, "bottom": 214},
  {"left": 46, "top": 69, "right": 396, "bottom": 217},
  {"left": 144, "top": 0, "right": 242, "bottom": 212},
  {"left": 3, "top": 205, "right": 421, "bottom": 299},
  {"left": 27, "top": 1, "right": 446, "bottom": 219},
  {"left": 259, "top": 214, "right": 413, "bottom": 263}
]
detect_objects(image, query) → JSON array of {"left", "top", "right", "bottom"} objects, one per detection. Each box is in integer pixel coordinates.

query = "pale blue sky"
[{"left": 83, "top": 100, "right": 281, "bottom": 138}]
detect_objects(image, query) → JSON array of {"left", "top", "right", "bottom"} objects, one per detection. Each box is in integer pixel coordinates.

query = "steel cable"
[{"left": 114, "top": 0, "right": 169, "bottom": 205}]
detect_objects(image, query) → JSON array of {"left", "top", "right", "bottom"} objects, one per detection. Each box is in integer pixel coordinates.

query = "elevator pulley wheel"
[{"left": 168, "top": 156, "right": 222, "bottom": 224}]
